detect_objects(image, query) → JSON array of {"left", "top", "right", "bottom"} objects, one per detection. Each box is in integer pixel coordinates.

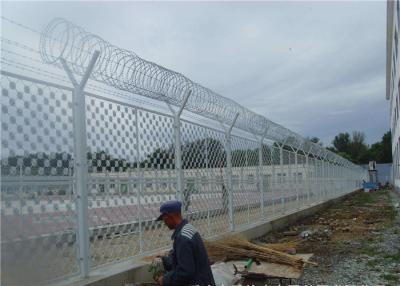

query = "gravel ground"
[{"left": 258, "top": 189, "right": 400, "bottom": 286}]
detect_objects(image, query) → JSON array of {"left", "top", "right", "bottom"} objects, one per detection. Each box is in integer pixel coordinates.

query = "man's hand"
[
  {"left": 151, "top": 257, "right": 163, "bottom": 268},
  {"left": 149, "top": 258, "right": 164, "bottom": 281},
  {"left": 156, "top": 250, "right": 170, "bottom": 257},
  {"left": 156, "top": 275, "right": 163, "bottom": 286}
]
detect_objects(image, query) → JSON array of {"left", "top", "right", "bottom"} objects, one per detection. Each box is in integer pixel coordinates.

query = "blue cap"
[{"left": 156, "top": 200, "right": 182, "bottom": 221}]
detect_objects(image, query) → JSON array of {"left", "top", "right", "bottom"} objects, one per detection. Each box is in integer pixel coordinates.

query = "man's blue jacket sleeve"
[
  {"left": 162, "top": 250, "right": 174, "bottom": 271},
  {"left": 163, "top": 237, "right": 196, "bottom": 286}
]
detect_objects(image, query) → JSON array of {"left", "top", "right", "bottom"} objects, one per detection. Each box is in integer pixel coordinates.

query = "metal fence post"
[
  {"left": 340, "top": 164, "right": 343, "bottom": 195},
  {"left": 321, "top": 155, "right": 326, "bottom": 202},
  {"left": 134, "top": 109, "right": 144, "bottom": 253},
  {"left": 340, "top": 163, "right": 343, "bottom": 194},
  {"left": 258, "top": 139, "right": 265, "bottom": 219},
  {"left": 304, "top": 154, "right": 309, "bottom": 205},
  {"left": 224, "top": 113, "right": 239, "bottom": 232},
  {"left": 287, "top": 151, "right": 292, "bottom": 208},
  {"left": 253, "top": 128, "right": 268, "bottom": 220},
  {"left": 271, "top": 146, "right": 276, "bottom": 217},
  {"left": 318, "top": 158, "right": 322, "bottom": 203},
  {"left": 321, "top": 155, "right": 326, "bottom": 201},
  {"left": 245, "top": 151, "right": 250, "bottom": 223},
  {"left": 166, "top": 90, "right": 192, "bottom": 202},
  {"left": 279, "top": 146, "right": 285, "bottom": 212},
  {"left": 138, "top": 170, "right": 143, "bottom": 253},
  {"left": 329, "top": 161, "right": 332, "bottom": 198},
  {"left": 333, "top": 164, "right": 340, "bottom": 197},
  {"left": 343, "top": 163, "right": 347, "bottom": 193},
  {"left": 294, "top": 151, "right": 299, "bottom": 208},
  {"left": 61, "top": 51, "right": 99, "bottom": 278},
  {"left": 337, "top": 163, "right": 340, "bottom": 195},
  {"left": 173, "top": 115, "right": 183, "bottom": 201},
  {"left": 312, "top": 157, "right": 317, "bottom": 204},
  {"left": 333, "top": 162, "right": 337, "bottom": 197},
  {"left": 343, "top": 164, "right": 346, "bottom": 194},
  {"left": 315, "top": 150, "right": 322, "bottom": 203}
]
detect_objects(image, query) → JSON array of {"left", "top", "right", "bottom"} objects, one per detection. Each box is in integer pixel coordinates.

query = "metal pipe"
[
  {"left": 225, "top": 113, "right": 239, "bottom": 231},
  {"left": 169, "top": 89, "right": 192, "bottom": 202},
  {"left": 60, "top": 51, "right": 99, "bottom": 278}
]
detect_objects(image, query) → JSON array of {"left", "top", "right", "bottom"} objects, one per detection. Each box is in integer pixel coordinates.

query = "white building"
[{"left": 387, "top": 0, "right": 400, "bottom": 191}]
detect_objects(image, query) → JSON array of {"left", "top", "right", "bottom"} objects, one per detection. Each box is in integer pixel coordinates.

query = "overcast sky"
[{"left": 2, "top": 1, "right": 389, "bottom": 146}]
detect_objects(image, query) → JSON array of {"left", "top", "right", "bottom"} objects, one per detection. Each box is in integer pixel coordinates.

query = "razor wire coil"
[{"left": 38, "top": 17, "right": 352, "bottom": 167}]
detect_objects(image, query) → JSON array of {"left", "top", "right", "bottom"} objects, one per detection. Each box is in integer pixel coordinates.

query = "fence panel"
[
  {"left": 231, "top": 135, "right": 261, "bottom": 228},
  {"left": 0, "top": 71, "right": 368, "bottom": 286},
  {"left": 136, "top": 110, "right": 177, "bottom": 253},
  {"left": 1, "top": 75, "right": 79, "bottom": 285},
  {"left": 181, "top": 121, "right": 229, "bottom": 237},
  {"left": 297, "top": 153, "right": 306, "bottom": 207},
  {"left": 268, "top": 145, "right": 281, "bottom": 216},
  {"left": 85, "top": 95, "right": 143, "bottom": 267},
  {"left": 260, "top": 144, "right": 272, "bottom": 219}
]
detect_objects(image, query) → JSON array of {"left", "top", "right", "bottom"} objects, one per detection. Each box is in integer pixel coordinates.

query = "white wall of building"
[{"left": 387, "top": 0, "right": 400, "bottom": 191}]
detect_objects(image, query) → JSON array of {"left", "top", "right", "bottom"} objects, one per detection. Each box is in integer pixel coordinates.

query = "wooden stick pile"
[
  {"left": 205, "top": 237, "right": 305, "bottom": 270},
  {"left": 257, "top": 239, "right": 303, "bottom": 252}
]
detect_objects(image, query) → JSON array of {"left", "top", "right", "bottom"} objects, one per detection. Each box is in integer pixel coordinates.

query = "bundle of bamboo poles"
[
  {"left": 257, "top": 239, "right": 303, "bottom": 252},
  {"left": 205, "top": 237, "right": 306, "bottom": 270}
]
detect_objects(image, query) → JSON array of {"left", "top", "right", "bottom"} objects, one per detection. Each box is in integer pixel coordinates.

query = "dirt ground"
[{"left": 256, "top": 188, "right": 400, "bottom": 286}]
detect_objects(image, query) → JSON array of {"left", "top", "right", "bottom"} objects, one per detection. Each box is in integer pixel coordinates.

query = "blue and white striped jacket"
[{"left": 162, "top": 219, "right": 215, "bottom": 286}]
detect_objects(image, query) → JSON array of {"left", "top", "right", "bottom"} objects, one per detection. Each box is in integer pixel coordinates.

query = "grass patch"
[
  {"left": 385, "top": 207, "right": 397, "bottom": 221},
  {"left": 352, "top": 192, "right": 374, "bottom": 205},
  {"left": 384, "top": 251, "right": 400, "bottom": 263},
  {"left": 353, "top": 244, "right": 380, "bottom": 256},
  {"left": 379, "top": 206, "right": 397, "bottom": 227},
  {"left": 329, "top": 203, "right": 347, "bottom": 210},
  {"left": 366, "top": 259, "right": 378, "bottom": 267},
  {"left": 382, "top": 273, "right": 399, "bottom": 283}
]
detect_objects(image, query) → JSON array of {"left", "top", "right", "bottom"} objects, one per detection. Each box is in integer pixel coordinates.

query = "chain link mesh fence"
[
  {"left": 1, "top": 70, "right": 366, "bottom": 286},
  {"left": 0, "top": 16, "right": 367, "bottom": 286}
]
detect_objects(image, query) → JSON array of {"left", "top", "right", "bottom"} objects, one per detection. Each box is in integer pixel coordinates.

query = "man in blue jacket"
[{"left": 155, "top": 200, "right": 215, "bottom": 286}]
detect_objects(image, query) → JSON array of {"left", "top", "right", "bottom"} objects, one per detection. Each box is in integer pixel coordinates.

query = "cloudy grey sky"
[{"left": 2, "top": 1, "right": 389, "bottom": 146}]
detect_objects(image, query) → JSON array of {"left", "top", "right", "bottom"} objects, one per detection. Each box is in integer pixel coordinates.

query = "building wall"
[{"left": 387, "top": 0, "right": 400, "bottom": 192}]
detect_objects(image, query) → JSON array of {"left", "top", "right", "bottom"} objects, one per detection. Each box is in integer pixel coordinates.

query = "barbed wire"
[
  {"left": 1, "top": 58, "right": 71, "bottom": 85},
  {"left": 1, "top": 15, "right": 299, "bottom": 145},
  {"left": 39, "top": 20, "right": 296, "bottom": 137},
  {"left": 0, "top": 16, "right": 357, "bottom": 167},
  {"left": 0, "top": 42, "right": 224, "bottom": 134}
]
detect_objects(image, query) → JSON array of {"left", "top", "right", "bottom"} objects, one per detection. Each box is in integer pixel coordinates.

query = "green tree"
[
  {"left": 369, "top": 131, "right": 392, "bottom": 163},
  {"left": 349, "top": 131, "right": 369, "bottom": 164},
  {"left": 140, "top": 147, "right": 174, "bottom": 169},
  {"left": 182, "top": 137, "right": 226, "bottom": 168},
  {"left": 88, "top": 150, "right": 133, "bottom": 172},
  {"left": 332, "top": 132, "right": 351, "bottom": 154},
  {"left": 380, "top": 131, "right": 392, "bottom": 163},
  {"left": 329, "top": 130, "right": 392, "bottom": 164},
  {"left": 369, "top": 141, "right": 382, "bottom": 162},
  {"left": 232, "top": 148, "right": 259, "bottom": 167},
  {"left": 139, "top": 137, "right": 227, "bottom": 170},
  {"left": 307, "top": 136, "right": 323, "bottom": 146}
]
